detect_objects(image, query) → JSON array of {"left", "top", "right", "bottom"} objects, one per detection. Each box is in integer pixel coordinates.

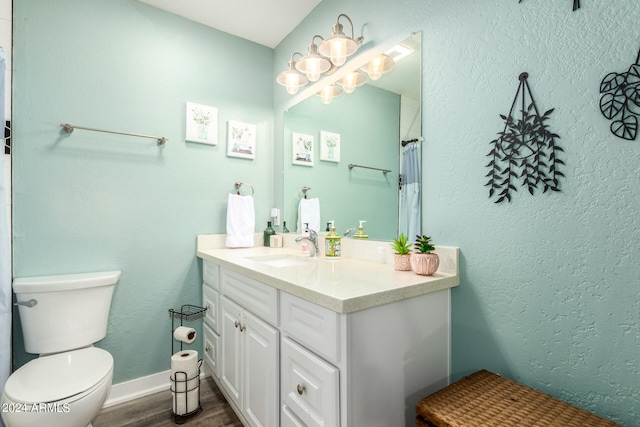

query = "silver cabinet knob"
[{"left": 296, "top": 384, "right": 306, "bottom": 395}]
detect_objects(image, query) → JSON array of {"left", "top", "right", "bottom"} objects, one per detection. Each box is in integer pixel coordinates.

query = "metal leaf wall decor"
[
  {"left": 599, "top": 49, "right": 640, "bottom": 141},
  {"left": 518, "top": 0, "right": 581, "bottom": 11},
  {"left": 486, "top": 73, "right": 564, "bottom": 204}
]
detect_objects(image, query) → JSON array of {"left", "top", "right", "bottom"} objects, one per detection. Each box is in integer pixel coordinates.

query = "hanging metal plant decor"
[
  {"left": 518, "top": 0, "right": 581, "bottom": 11},
  {"left": 599, "top": 49, "right": 640, "bottom": 141},
  {"left": 485, "top": 73, "right": 564, "bottom": 203}
]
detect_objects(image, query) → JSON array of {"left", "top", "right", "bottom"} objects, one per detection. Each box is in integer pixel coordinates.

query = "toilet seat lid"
[{"left": 4, "top": 347, "right": 113, "bottom": 404}]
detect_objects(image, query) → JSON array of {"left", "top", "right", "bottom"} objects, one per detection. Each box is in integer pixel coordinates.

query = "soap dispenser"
[
  {"left": 263, "top": 221, "right": 276, "bottom": 246},
  {"left": 353, "top": 220, "right": 369, "bottom": 239},
  {"left": 325, "top": 220, "right": 341, "bottom": 258}
]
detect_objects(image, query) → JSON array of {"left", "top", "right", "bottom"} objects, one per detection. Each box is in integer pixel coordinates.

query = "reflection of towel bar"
[
  {"left": 61, "top": 123, "right": 167, "bottom": 145},
  {"left": 348, "top": 163, "right": 391, "bottom": 174},
  {"left": 235, "top": 181, "right": 254, "bottom": 196}
]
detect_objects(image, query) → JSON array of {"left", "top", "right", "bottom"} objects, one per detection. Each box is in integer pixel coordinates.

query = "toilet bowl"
[
  {"left": 1, "top": 271, "right": 121, "bottom": 427},
  {"left": 1, "top": 347, "right": 113, "bottom": 427}
]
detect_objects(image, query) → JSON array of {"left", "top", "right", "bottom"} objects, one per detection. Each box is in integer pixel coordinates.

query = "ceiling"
[{"left": 138, "top": 0, "right": 322, "bottom": 49}]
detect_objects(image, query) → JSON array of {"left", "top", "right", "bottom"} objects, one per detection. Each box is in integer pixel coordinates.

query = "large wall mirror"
[{"left": 282, "top": 32, "right": 422, "bottom": 241}]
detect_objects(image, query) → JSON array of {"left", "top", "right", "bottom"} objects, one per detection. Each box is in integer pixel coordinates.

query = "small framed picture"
[
  {"left": 227, "top": 120, "right": 256, "bottom": 159},
  {"left": 185, "top": 102, "right": 217, "bottom": 145},
  {"left": 292, "top": 132, "right": 314, "bottom": 166},
  {"left": 320, "top": 131, "right": 340, "bottom": 162}
]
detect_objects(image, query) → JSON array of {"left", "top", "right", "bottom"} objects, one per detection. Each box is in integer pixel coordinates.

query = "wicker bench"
[{"left": 416, "top": 370, "right": 621, "bottom": 427}]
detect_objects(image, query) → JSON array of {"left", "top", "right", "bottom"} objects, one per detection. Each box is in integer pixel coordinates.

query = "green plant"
[
  {"left": 391, "top": 232, "right": 412, "bottom": 255},
  {"left": 414, "top": 235, "right": 435, "bottom": 254},
  {"left": 191, "top": 107, "right": 211, "bottom": 125}
]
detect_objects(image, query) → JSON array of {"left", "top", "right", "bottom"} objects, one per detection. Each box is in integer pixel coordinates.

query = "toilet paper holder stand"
[{"left": 168, "top": 304, "right": 208, "bottom": 424}]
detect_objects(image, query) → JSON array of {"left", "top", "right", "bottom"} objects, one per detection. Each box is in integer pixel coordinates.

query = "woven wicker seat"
[{"left": 415, "top": 370, "right": 621, "bottom": 427}]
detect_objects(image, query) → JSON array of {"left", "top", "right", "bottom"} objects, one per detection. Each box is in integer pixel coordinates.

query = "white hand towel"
[
  {"left": 297, "top": 197, "right": 321, "bottom": 234},
  {"left": 225, "top": 193, "right": 255, "bottom": 248}
]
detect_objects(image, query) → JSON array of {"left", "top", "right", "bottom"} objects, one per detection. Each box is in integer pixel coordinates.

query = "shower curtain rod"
[
  {"left": 61, "top": 123, "right": 167, "bottom": 145},
  {"left": 401, "top": 137, "right": 424, "bottom": 147}
]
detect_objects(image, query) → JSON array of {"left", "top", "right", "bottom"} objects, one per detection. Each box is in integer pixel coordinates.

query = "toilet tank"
[{"left": 13, "top": 271, "right": 121, "bottom": 354}]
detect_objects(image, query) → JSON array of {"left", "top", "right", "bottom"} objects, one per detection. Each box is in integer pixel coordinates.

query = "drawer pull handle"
[{"left": 296, "top": 384, "right": 306, "bottom": 395}]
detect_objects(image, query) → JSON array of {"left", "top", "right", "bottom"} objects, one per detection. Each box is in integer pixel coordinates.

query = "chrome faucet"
[
  {"left": 343, "top": 228, "right": 355, "bottom": 237},
  {"left": 295, "top": 226, "right": 319, "bottom": 257}
]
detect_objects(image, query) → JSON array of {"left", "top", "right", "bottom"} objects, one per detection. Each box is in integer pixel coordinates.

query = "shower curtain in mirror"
[
  {"left": 399, "top": 142, "right": 421, "bottom": 240},
  {"left": 0, "top": 47, "right": 10, "bottom": 415}
]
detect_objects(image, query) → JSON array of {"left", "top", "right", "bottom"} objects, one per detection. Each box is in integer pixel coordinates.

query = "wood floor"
[{"left": 94, "top": 376, "right": 244, "bottom": 427}]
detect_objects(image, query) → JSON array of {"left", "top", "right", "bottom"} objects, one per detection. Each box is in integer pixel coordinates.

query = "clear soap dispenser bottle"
[
  {"left": 353, "top": 220, "right": 369, "bottom": 239},
  {"left": 325, "top": 220, "right": 341, "bottom": 258}
]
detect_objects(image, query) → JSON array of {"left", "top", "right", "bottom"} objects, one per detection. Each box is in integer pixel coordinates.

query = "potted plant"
[
  {"left": 391, "top": 232, "right": 412, "bottom": 271},
  {"left": 410, "top": 235, "right": 439, "bottom": 276}
]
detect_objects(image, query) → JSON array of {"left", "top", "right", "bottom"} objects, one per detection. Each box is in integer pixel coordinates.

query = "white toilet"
[{"left": 1, "top": 270, "right": 121, "bottom": 427}]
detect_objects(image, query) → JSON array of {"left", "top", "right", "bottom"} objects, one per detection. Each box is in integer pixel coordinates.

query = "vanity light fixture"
[
  {"left": 318, "top": 14, "right": 364, "bottom": 67},
  {"left": 317, "top": 83, "right": 343, "bottom": 105},
  {"left": 295, "top": 35, "right": 333, "bottom": 82},
  {"left": 340, "top": 69, "right": 366, "bottom": 94},
  {"left": 276, "top": 52, "right": 309, "bottom": 95},
  {"left": 277, "top": 13, "right": 366, "bottom": 96},
  {"left": 365, "top": 53, "right": 395, "bottom": 81}
]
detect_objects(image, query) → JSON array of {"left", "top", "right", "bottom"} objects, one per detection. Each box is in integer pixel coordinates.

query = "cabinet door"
[
  {"left": 282, "top": 404, "right": 307, "bottom": 427},
  {"left": 281, "top": 337, "right": 339, "bottom": 427},
  {"left": 220, "top": 296, "right": 242, "bottom": 408},
  {"left": 244, "top": 310, "right": 279, "bottom": 427}
]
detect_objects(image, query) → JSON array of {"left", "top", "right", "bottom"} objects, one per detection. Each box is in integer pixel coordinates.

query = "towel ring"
[
  {"left": 235, "top": 182, "right": 254, "bottom": 196},
  {"left": 299, "top": 186, "right": 311, "bottom": 199}
]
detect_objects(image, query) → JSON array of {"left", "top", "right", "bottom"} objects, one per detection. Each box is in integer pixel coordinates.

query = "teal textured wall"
[
  {"left": 12, "top": 0, "right": 274, "bottom": 383},
  {"left": 10, "top": 1, "right": 639, "bottom": 424},
  {"left": 275, "top": 1, "right": 639, "bottom": 425},
  {"left": 283, "top": 84, "right": 400, "bottom": 239}
]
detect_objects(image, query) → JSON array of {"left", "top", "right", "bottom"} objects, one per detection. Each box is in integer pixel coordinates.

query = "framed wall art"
[
  {"left": 320, "top": 130, "right": 340, "bottom": 162},
  {"left": 185, "top": 101, "right": 217, "bottom": 145},
  {"left": 292, "top": 132, "right": 314, "bottom": 166},
  {"left": 227, "top": 120, "right": 256, "bottom": 159}
]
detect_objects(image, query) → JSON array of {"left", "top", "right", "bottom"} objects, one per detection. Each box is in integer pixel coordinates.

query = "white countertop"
[{"left": 196, "top": 234, "right": 460, "bottom": 314}]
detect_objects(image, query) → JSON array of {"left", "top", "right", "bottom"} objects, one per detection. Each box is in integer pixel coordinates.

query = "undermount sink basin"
[{"left": 247, "top": 254, "right": 311, "bottom": 268}]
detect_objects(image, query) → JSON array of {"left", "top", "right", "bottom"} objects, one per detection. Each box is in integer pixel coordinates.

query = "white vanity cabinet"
[
  {"left": 279, "top": 289, "right": 451, "bottom": 427},
  {"left": 198, "top": 243, "right": 459, "bottom": 427},
  {"left": 204, "top": 263, "right": 280, "bottom": 427}
]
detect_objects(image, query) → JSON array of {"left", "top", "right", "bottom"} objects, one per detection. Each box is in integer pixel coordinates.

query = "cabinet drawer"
[
  {"left": 281, "top": 337, "right": 339, "bottom": 427},
  {"left": 281, "top": 292, "right": 340, "bottom": 363},
  {"left": 203, "top": 261, "right": 219, "bottom": 290},
  {"left": 203, "top": 285, "right": 219, "bottom": 332},
  {"left": 220, "top": 268, "right": 278, "bottom": 326},
  {"left": 203, "top": 323, "right": 219, "bottom": 379}
]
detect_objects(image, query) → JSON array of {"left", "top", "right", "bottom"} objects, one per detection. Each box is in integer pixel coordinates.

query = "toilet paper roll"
[
  {"left": 170, "top": 350, "right": 199, "bottom": 393},
  {"left": 173, "top": 326, "right": 197, "bottom": 344},
  {"left": 172, "top": 387, "right": 200, "bottom": 415}
]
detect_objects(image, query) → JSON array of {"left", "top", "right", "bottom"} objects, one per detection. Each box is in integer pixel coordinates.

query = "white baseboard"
[
  {"left": 103, "top": 370, "right": 170, "bottom": 408},
  {"left": 103, "top": 364, "right": 212, "bottom": 408}
]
